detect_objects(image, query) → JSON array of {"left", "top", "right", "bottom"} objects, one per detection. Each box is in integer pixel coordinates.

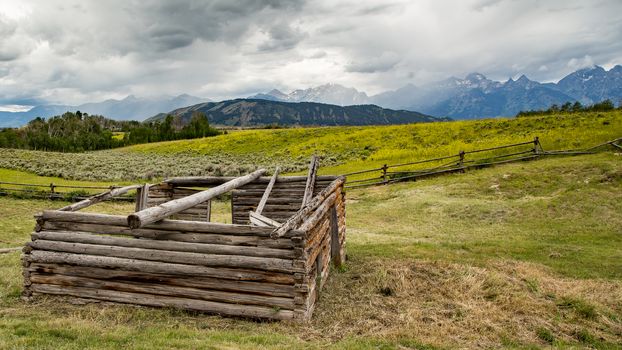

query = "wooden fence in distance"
[
  {"left": 343, "top": 137, "right": 622, "bottom": 188},
  {"left": 0, "top": 182, "right": 131, "bottom": 201}
]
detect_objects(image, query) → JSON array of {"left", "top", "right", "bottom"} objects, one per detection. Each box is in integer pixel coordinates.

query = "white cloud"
[
  {"left": 0, "top": 0, "right": 621, "bottom": 105},
  {"left": 567, "top": 55, "right": 595, "bottom": 70},
  {"left": 0, "top": 104, "right": 33, "bottom": 112}
]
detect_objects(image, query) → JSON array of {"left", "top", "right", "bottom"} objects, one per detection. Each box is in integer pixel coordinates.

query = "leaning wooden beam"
[
  {"left": 301, "top": 156, "right": 319, "bottom": 208},
  {"left": 59, "top": 184, "right": 142, "bottom": 212},
  {"left": 271, "top": 176, "right": 345, "bottom": 238},
  {"left": 298, "top": 192, "right": 337, "bottom": 232},
  {"left": 249, "top": 211, "right": 281, "bottom": 228},
  {"left": 256, "top": 167, "right": 280, "bottom": 215},
  {"left": 127, "top": 169, "right": 266, "bottom": 229}
]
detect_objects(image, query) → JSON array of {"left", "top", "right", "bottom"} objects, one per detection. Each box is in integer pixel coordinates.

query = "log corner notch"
[
  {"left": 128, "top": 169, "right": 266, "bottom": 229},
  {"left": 270, "top": 176, "right": 346, "bottom": 267}
]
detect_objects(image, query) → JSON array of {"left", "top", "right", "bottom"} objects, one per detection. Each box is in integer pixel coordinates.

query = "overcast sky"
[{"left": 1, "top": 0, "right": 621, "bottom": 106}]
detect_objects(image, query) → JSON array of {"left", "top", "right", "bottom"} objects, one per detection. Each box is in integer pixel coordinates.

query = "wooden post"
[
  {"left": 533, "top": 136, "right": 540, "bottom": 155},
  {"left": 329, "top": 205, "right": 343, "bottom": 267},
  {"left": 382, "top": 164, "right": 388, "bottom": 184},
  {"left": 134, "top": 184, "right": 150, "bottom": 212},
  {"left": 128, "top": 169, "right": 266, "bottom": 229},
  {"left": 301, "top": 156, "right": 319, "bottom": 208},
  {"left": 458, "top": 151, "right": 465, "bottom": 167},
  {"left": 49, "top": 183, "right": 56, "bottom": 197}
]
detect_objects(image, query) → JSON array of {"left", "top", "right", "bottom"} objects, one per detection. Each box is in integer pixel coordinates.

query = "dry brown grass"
[{"left": 301, "top": 257, "right": 622, "bottom": 348}]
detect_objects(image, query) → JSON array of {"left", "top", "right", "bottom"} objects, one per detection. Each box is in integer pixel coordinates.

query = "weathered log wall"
[
  {"left": 22, "top": 175, "right": 346, "bottom": 321},
  {"left": 292, "top": 181, "right": 346, "bottom": 319},
  {"left": 147, "top": 184, "right": 211, "bottom": 222},
  {"left": 231, "top": 176, "right": 337, "bottom": 225}
]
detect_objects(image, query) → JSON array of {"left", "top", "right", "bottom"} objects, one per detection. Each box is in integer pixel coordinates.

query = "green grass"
[
  {"left": 125, "top": 111, "right": 622, "bottom": 175},
  {"left": 111, "top": 132, "right": 125, "bottom": 141},
  {"left": 0, "top": 153, "right": 620, "bottom": 348},
  {"left": 347, "top": 153, "right": 622, "bottom": 279},
  {"left": 0, "top": 168, "right": 127, "bottom": 188},
  {"left": 0, "top": 111, "right": 620, "bottom": 181}
]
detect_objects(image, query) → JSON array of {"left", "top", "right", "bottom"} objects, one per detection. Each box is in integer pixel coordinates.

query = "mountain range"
[
  {"left": 1, "top": 65, "right": 621, "bottom": 128},
  {"left": 250, "top": 65, "right": 622, "bottom": 119},
  {"left": 146, "top": 99, "right": 446, "bottom": 126},
  {"left": 0, "top": 94, "right": 208, "bottom": 127}
]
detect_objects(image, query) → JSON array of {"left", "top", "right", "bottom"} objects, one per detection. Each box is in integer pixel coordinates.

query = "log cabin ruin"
[{"left": 21, "top": 157, "right": 346, "bottom": 321}]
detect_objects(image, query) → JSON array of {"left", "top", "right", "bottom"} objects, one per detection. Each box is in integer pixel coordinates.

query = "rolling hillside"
[
  {"left": 146, "top": 98, "right": 444, "bottom": 126},
  {"left": 1, "top": 110, "right": 620, "bottom": 181}
]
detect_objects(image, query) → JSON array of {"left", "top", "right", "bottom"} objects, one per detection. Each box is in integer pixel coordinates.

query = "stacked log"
[
  {"left": 24, "top": 211, "right": 304, "bottom": 320},
  {"left": 147, "top": 184, "right": 211, "bottom": 222},
  {"left": 232, "top": 176, "right": 337, "bottom": 225}
]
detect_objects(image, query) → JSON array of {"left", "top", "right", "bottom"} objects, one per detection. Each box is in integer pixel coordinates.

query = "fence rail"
[
  {"left": 0, "top": 181, "right": 131, "bottom": 201},
  {"left": 342, "top": 136, "right": 622, "bottom": 189}
]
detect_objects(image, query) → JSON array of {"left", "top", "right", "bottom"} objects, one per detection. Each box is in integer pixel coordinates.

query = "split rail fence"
[
  {"left": 343, "top": 137, "right": 622, "bottom": 189},
  {"left": 0, "top": 182, "right": 132, "bottom": 201}
]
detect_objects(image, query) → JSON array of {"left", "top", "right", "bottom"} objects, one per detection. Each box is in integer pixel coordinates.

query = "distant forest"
[
  {"left": 0, "top": 111, "right": 220, "bottom": 152},
  {"left": 516, "top": 99, "right": 620, "bottom": 117}
]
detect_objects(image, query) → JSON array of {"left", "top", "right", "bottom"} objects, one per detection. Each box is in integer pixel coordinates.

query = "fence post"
[
  {"left": 49, "top": 183, "right": 56, "bottom": 199},
  {"left": 458, "top": 151, "right": 465, "bottom": 167},
  {"left": 533, "top": 137, "right": 540, "bottom": 155},
  {"left": 382, "top": 164, "right": 388, "bottom": 184}
]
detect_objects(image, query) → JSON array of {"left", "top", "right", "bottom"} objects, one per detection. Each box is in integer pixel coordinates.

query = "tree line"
[
  {"left": 516, "top": 99, "right": 620, "bottom": 117},
  {"left": 0, "top": 111, "right": 220, "bottom": 152}
]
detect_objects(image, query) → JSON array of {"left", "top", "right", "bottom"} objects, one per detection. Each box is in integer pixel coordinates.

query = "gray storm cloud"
[{"left": 0, "top": 0, "right": 621, "bottom": 104}]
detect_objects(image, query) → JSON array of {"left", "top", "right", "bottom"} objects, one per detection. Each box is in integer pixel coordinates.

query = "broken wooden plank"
[
  {"left": 302, "top": 156, "right": 319, "bottom": 208},
  {"left": 127, "top": 169, "right": 265, "bottom": 229},
  {"left": 256, "top": 167, "right": 280, "bottom": 215},
  {"left": 249, "top": 211, "right": 281, "bottom": 228},
  {"left": 59, "top": 184, "right": 142, "bottom": 212}
]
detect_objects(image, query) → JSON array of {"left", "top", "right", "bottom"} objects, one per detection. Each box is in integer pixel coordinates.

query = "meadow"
[
  {"left": 0, "top": 111, "right": 621, "bottom": 349},
  {"left": 0, "top": 111, "right": 620, "bottom": 182},
  {"left": 0, "top": 153, "right": 620, "bottom": 349}
]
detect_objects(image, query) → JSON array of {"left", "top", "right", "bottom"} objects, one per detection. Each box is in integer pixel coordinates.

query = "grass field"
[
  {"left": 0, "top": 111, "right": 620, "bottom": 181},
  {"left": 0, "top": 153, "right": 620, "bottom": 349}
]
